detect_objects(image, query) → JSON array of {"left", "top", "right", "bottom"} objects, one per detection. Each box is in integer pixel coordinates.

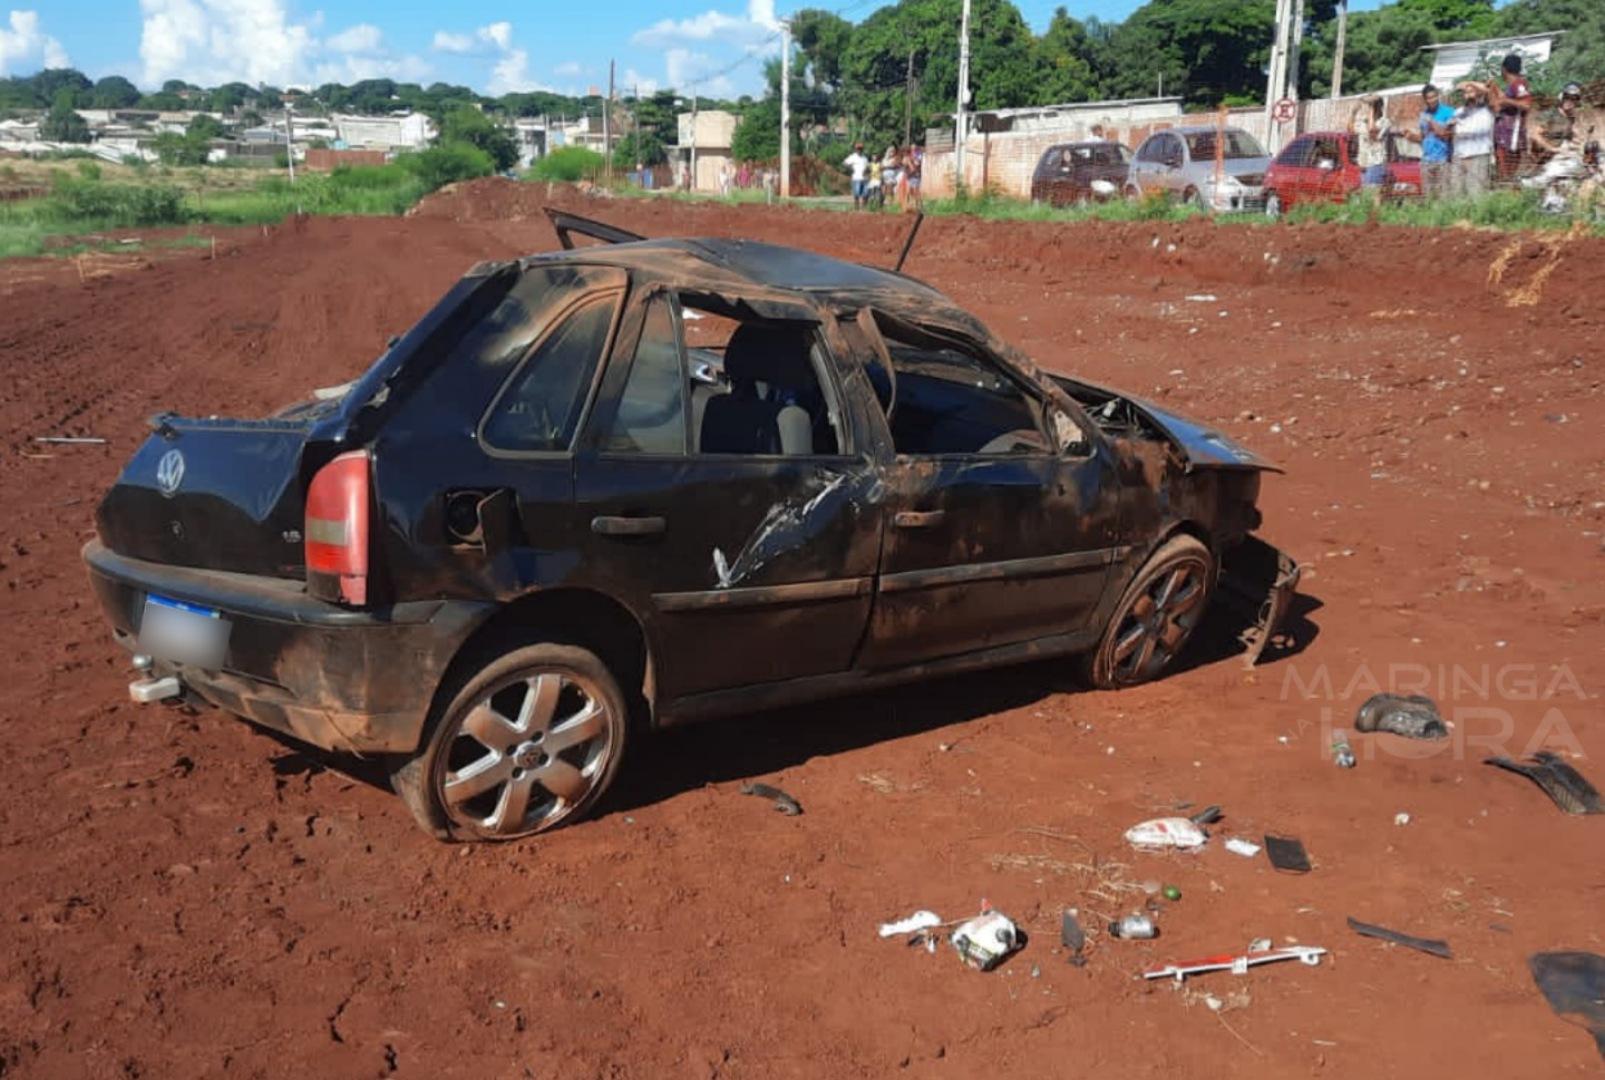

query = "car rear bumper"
[{"left": 84, "top": 539, "right": 491, "bottom": 754}]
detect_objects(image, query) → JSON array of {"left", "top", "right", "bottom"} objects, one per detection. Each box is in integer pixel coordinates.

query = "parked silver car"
[{"left": 1125, "top": 126, "right": 1271, "bottom": 211}]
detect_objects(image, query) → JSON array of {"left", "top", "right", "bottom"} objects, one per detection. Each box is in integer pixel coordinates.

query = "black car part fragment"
[
  {"left": 1485, "top": 752, "right": 1604, "bottom": 815},
  {"left": 1347, "top": 917, "right": 1453, "bottom": 959}
]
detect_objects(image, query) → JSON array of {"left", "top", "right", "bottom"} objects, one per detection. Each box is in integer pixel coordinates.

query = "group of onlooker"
[
  {"left": 842, "top": 142, "right": 923, "bottom": 211},
  {"left": 1367, "top": 53, "right": 1594, "bottom": 206}
]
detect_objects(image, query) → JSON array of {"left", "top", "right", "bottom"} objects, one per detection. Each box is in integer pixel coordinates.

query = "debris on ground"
[
  {"left": 1355, "top": 693, "right": 1449, "bottom": 739},
  {"left": 1347, "top": 917, "right": 1453, "bottom": 959},
  {"left": 1484, "top": 753, "right": 1604, "bottom": 815},
  {"left": 878, "top": 910, "right": 942, "bottom": 939},
  {"left": 1162, "top": 884, "right": 1182, "bottom": 901},
  {"left": 951, "top": 909, "right": 1020, "bottom": 971},
  {"left": 1264, "top": 835, "right": 1312, "bottom": 873},
  {"left": 1224, "top": 837, "right": 1262, "bottom": 858},
  {"left": 1188, "top": 804, "right": 1224, "bottom": 825},
  {"left": 32, "top": 435, "right": 108, "bottom": 445},
  {"left": 1529, "top": 951, "right": 1605, "bottom": 1062},
  {"left": 739, "top": 782, "right": 803, "bottom": 815},
  {"left": 1144, "top": 943, "right": 1327, "bottom": 983},
  {"left": 1109, "top": 913, "right": 1158, "bottom": 940},
  {"left": 1332, "top": 731, "right": 1357, "bottom": 768},
  {"left": 1061, "top": 908, "right": 1087, "bottom": 966},
  {"left": 1125, "top": 816, "right": 1208, "bottom": 851},
  {"left": 1394, "top": 812, "right": 1411, "bottom": 826}
]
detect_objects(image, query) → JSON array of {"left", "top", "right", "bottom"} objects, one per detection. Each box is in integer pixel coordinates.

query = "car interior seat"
[{"left": 699, "top": 323, "right": 818, "bottom": 455}]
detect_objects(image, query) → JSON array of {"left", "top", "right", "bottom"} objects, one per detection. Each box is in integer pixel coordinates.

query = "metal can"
[{"left": 1109, "top": 914, "right": 1158, "bottom": 940}]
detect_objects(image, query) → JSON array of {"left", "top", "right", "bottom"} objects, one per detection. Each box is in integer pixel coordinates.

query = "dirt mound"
[{"left": 1, "top": 195, "right": 1603, "bottom": 1078}]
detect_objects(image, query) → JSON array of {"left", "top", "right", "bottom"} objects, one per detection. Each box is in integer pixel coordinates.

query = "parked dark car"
[
  {"left": 1262, "top": 130, "right": 1423, "bottom": 216},
  {"left": 85, "top": 210, "right": 1299, "bottom": 842},
  {"left": 1030, "top": 141, "right": 1132, "bottom": 206}
]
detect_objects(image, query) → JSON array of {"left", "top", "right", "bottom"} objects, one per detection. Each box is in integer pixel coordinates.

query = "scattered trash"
[
  {"left": 1264, "top": 835, "right": 1312, "bottom": 874},
  {"left": 1484, "top": 752, "right": 1603, "bottom": 815},
  {"left": 1144, "top": 944, "right": 1327, "bottom": 983},
  {"left": 1125, "top": 816, "right": 1208, "bottom": 851},
  {"left": 1347, "top": 917, "right": 1452, "bottom": 959},
  {"left": 1224, "top": 838, "right": 1262, "bottom": 858},
  {"left": 1184, "top": 294, "right": 1218, "bottom": 302},
  {"left": 1247, "top": 937, "right": 1272, "bottom": 953},
  {"left": 1529, "top": 951, "right": 1605, "bottom": 1061},
  {"left": 879, "top": 910, "right": 942, "bottom": 939},
  {"left": 739, "top": 781, "right": 802, "bottom": 816},
  {"left": 1061, "top": 909, "right": 1087, "bottom": 966},
  {"left": 952, "top": 910, "right": 1020, "bottom": 971},
  {"left": 1394, "top": 812, "right": 1411, "bottom": 827},
  {"left": 1110, "top": 914, "right": 1158, "bottom": 940},
  {"left": 1162, "top": 884, "right": 1183, "bottom": 902},
  {"left": 1331, "top": 731, "right": 1357, "bottom": 769},
  {"left": 32, "top": 435, "right": 107, "bottom": 445},
  {"left": 1188, "top": 804, "right": 1224, "bottom": 825},
  {"left": 1355, "top": 693, "right": 1448, "bottom": 739}
]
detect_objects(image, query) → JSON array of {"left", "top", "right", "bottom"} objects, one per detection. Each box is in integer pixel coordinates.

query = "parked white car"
[{"left": 1125, "top": 126, "right": 1271, "bottom": 211}]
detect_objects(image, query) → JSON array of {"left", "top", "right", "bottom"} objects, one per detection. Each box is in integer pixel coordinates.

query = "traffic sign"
[{"left": 1273, "top": 97, "right": 1297, "bottom": 124}]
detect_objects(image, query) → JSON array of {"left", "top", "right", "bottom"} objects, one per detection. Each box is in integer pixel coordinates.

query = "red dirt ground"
[{"left": 2, "top": 180, "right": 1603, "bottom": 1078}]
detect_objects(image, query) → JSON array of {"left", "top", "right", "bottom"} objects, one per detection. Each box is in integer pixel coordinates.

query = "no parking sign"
[{"left": 1273, "top": 97, "right": 1297, "bottom": 125}]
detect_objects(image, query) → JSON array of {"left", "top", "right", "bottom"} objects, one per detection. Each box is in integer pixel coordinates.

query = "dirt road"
[{"left": 2, "top": 182, "right": 1602, "bottom": 1078}]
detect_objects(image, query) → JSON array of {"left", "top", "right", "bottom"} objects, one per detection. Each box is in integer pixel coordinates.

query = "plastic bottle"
[
  {"left": 1332, "top": 730, "right": 1356, "bottom": 768},
  {"left": 1109, "top": 914, "right": 1157, "bottom": 940}
]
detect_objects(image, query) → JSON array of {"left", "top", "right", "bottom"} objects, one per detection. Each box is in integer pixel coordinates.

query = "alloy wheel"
[
  {"left": 1108, "top": 556, "right": 1209, "bottom": 683},
  {"left": 437, "top": 669, "right": 616, "bottom": 837}
]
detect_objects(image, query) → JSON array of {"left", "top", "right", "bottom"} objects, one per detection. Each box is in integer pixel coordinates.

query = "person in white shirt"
[
  {"left": 843, "top": 142, "right": 870, "bottom": 209},
  {"left": 1448, "top": 82, "right": 1495, "bottom": 199}
]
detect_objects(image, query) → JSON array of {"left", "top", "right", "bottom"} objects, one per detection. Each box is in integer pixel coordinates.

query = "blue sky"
[{"left": 2, "top": 0, "right": 1386, "bottom": 99}]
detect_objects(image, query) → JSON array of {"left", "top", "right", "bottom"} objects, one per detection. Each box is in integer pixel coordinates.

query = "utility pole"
[
  {"left": 1263, "top": 0, "right": 1289, "bottom": 151},
  {"left": 955, "top": 0, "right": 971, "bottom": 195},
  {"left": 1288, "top": 0, "right": 1306, "bottom": 108},
  {"left": 604, "top": 59, "right": 614, "bottom": 182},
  {"left": 780, "top": 18, "right": 792, "bottom": 199},
  {"left": 1330, "top": 0, "right": 1348, "bottom": 99},
  {"left": 284, "top": 105, "right": 295, "bottom": 183},
  {"left": 903, "top": 47, "right": 916, "bottom": 148}
]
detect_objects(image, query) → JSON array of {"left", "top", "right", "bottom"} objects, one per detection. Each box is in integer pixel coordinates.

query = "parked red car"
[{"left": 1262, "top": 131, "right": 1421, "bottom": 216}]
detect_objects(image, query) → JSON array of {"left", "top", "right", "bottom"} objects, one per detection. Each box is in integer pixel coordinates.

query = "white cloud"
[
  {"left": 431, "top": 30, "right": 474, "bottom": 54},
  {"left": 0, "top": 9, "right": 70, "bottom": 76},
  {"left": 622, "top": 68, "right": 660, "bottom": 97},
  {"left": 433, "top": 21, "right": 547, "bottom": 94},
  {"left": 553, "top": 60, "right": 584, "bottom": 79},
  {"left": 665, "top": 49, "right": 734, "bottom": 98},
  {"left": 137, "top": 1, "right": 428, "bottom": 90},
  {"left": 632, "top": 0, "right": 778, "bottom": 48},
  {"left": 325, "top": 23, "right": 383, "bottom": 55}
]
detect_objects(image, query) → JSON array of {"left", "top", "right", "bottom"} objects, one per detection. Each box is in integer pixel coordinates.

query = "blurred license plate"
[{"left": 139, "top": 594, "right": 230, "bottom": 669}]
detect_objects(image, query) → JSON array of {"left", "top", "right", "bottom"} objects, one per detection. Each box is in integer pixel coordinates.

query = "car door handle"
[
  {"left": 893, "top": 510, "right": 945, "bottom": 529},
  {"left": 591, "top": 515, "right": 666, "bottom": 537}
]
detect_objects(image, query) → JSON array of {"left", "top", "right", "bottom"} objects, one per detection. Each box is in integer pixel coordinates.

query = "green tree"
[
  {"left": 1035, "top": 7, "right": 1103, "bottom": 103},
  {"left": 1300, "top": 0, "right": 1496, "bottom": 97},
  {"left": 438, "top": 105, "right": 519, "bottom": 170},
  {"left": 1495, "top": 0, "right": 1605, "bottom": 88},
  {"left": 91, "top": 75, "right": 141, "bottom": 109},
  {"left": 153, "top": 131, "right": 208, "bottom": 165},
  {"left": 614, "top": 129, "right": 667, "bottom": 166},
  {"left": 792, "top": 9, "right": 855, "bottom": 89},
  {"left": 38, "top": 90, "right": 91, "bottom": 143},
  {"left": 187, "top": 114, "right": 226, "bottom": 140}
]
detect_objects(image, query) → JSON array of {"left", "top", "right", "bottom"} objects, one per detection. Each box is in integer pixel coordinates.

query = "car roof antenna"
[{"left": 893, "top": 212, "right": 925, "bottom": 273}]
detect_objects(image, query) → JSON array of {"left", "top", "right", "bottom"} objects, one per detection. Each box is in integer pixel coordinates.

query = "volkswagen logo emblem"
[{"left": 155, "top": 449, "right": 186, "bottom": 497}]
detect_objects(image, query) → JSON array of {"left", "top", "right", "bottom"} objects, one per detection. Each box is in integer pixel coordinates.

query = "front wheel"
[
  {"left": 391, "top": 641, "right": 629, "bottom": 841},
  {"left": 1082, "top": 534, "right": 1215, "bottom": 689}
]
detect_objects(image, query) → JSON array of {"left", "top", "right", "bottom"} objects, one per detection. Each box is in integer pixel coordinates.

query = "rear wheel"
[
  {"left": 1082, "top": 535, "right": 1215, "bottom": 689},
  {"left": 1182, "top": 186, "right": 1202, "bottom": 208},
  {"left": 392, "top": 641, "right": 628, "bottom": 842}
]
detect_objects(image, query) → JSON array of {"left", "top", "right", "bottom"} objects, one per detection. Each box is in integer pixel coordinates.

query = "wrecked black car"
[{"left": 84, "top": 210, "right": 1298, "bottom": 842}]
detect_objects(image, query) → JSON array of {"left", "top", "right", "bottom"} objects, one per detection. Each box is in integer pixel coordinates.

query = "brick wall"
[{"left": 304, "top": 148, "right": 388, "bottom": 171}]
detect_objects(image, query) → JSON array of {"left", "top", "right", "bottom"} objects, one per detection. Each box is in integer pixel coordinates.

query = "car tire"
[
  {"left": 391, "top": 640, "right": 629, "bottom": 842},
  {"left": 1182, "top": 186, "right": 1202, "bottom": 208},
  {"left": 1081, "top": 534, "right": 1215, "bottom": 689},
  {"left": 1123, "top": 183, "right": 1141, "bottom": 201},
  {"left": 1265, "top": 191, "right": 1282, "bottom": 218}
]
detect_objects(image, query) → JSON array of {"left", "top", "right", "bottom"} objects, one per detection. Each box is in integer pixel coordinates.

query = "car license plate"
[{"left": 139, "top": 594, "right": 231, "bottom": 669}]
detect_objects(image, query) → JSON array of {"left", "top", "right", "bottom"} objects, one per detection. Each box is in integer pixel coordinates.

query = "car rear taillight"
[{"left": 305, "top": 450, "right": 370, "bottom": 605}]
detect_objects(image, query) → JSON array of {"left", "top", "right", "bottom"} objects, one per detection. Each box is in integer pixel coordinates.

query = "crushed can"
[
  {"left": 1332, "top": 731, "right": 1357, "bottom": 769},
  {"left": 951, "top": 910, "right": 1019, "bottom": 971},
  {"left": 1109, "top": 914, "right": 1158, "bottom": 940}
]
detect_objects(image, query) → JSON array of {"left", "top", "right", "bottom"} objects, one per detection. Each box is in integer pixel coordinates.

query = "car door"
[
  {"left": 1158, "top": 133, "right": 1186, "bottom": 197},
  {"left": 852, "top": 311, "right": 1123, "bottom": 670},
  {"left": 1270, "top": 135, "right": 1312, "bottom": 206},
  {"left": 572, "top": 286, "right": 883, "bottom": 702}
]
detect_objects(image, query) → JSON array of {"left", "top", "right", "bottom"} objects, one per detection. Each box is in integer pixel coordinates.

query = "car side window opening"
[
  {"left": 873, "top": 328, "right": 1051, "bottom": 457},
  {"left": 1313, "top": 137, "right": 1341, "bottom": 168},
  {"left": 610, "top": 292, "right": 845, "bottom": 457},
  {"left": 603, "top": 294, "right": 689, "bottom": 455},
  {"left": 481, "top": 294, "right": 619, "bottom": 452}
]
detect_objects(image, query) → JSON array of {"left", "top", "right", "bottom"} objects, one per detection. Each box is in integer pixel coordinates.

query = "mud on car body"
[{"left": 84, "top": 209, "right": 1299, "bottom": 842}]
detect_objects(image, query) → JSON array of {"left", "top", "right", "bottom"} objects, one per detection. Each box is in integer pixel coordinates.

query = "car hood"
[
  {"left": 1215, "top": 157, "right": 1272, "bottom": 180},
  {"left": 1052, "top": 374, "right": 1282, "bottom": 473}
]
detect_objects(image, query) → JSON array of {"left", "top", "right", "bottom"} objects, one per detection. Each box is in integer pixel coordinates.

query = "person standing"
[
  {"left": 843, "top": 142, "right": 870, "bottom": 209},
  {"left": 717, "top": 160, "right": 733, "bottom": 198},
  {"left": 1448, "top": 81, "right": 1495, "bottom": 199},
  {"left": 1409, "top": 83, "right": 1455, "bottom": 199},
  {"left": 1349, "top": 93, "right": 1392, "bottom": 197},
  {"left": 1493, "top": 53, "right": 1532, "bottom": 181},
  {"left": 1524, "top": 82, "right": 1591, "bottom": 211},
  {"left": 905, "top": 144, "right": 923, "bottom": 210}
]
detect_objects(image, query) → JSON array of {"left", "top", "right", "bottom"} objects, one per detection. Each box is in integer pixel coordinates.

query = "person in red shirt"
[{"left": 1493, "top": 53, "right": 1532, "bottom": 181}]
